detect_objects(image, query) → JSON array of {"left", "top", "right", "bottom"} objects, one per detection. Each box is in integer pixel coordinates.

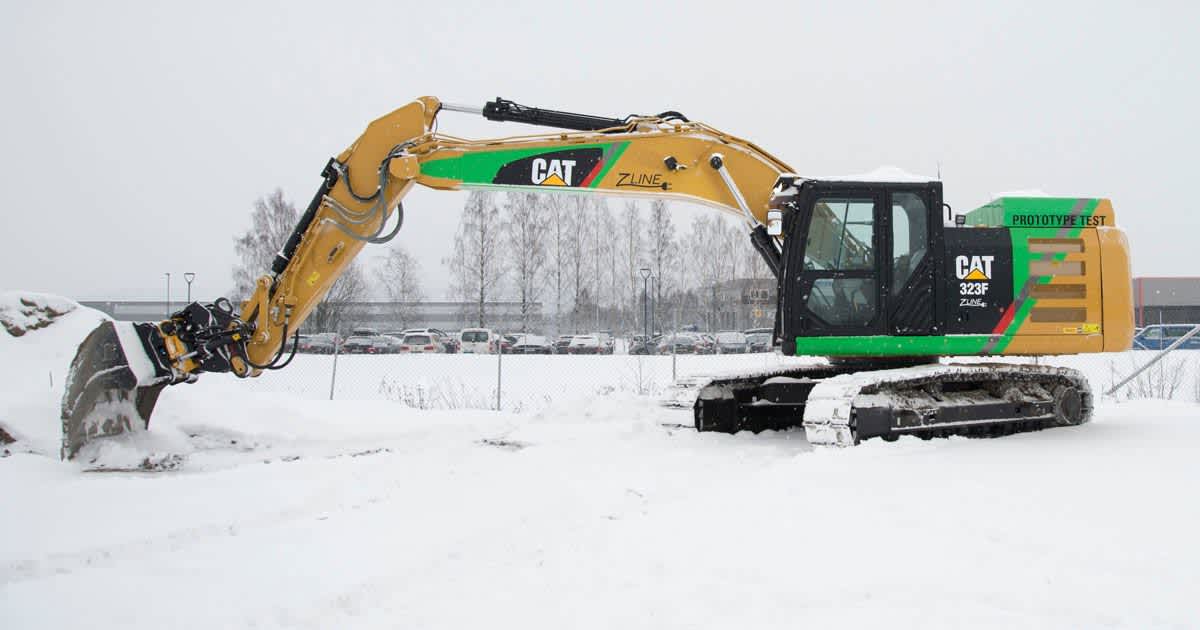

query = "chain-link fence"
[{"left": 221, "top": 332, "right": 1200, "bottom": 414}]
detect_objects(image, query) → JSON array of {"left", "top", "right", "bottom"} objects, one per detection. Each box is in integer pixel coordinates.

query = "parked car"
[
  {"left": 512, "top": 334, "right": 554, "bottom": 354},
  {"left": 398, "top": 333, "right": 443, "bottom": 353},
  {"left": 342, "top": 330, "right": 381, "bottom": 354},
  {"left": 568, "top": 334, "right": 604, "bottom": 354},
  {"left": 677, "top": 331, "right": 713, "bottom": 354},
  {"left": 657, "top": 334, "right": 697, "bottom": 354},
  {"left": 371, "top": 335, "right": 404, "bottom": 354},
  {"left": 299, "top": 332, "right": 341, "bottom": 354},
  {"left": 1132, "top": 324, "right": 1200, "bottom": 350},
  {"left": 714, "top": 331, "right": 749, "bottom": 354},
  {"left": 746, "top": 332, "right": 773, "bottom": 353},
  {"left": 384, "top": 330, "right": 412, "bottom": 350},
  {"left": 459, "top": 328, "right": 497, "bottom": 354},
  {"left": 590, "top": 331, "right": 615, "bottom": 354},
  {"left": 553, "top": 335, "right": 574, "bottom": 354},
  {"left": 444, "top": 331, "right": 461, "bottom": 353},
  {"left": 628, "top": 335, "right": 656, "bottom": 355},
  {"left": 396, "top": 328, "right": 458, "bottom": 353}
]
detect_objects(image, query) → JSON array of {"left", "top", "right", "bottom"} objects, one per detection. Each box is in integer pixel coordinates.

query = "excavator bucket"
[{"left": 60, "top": 321, "right": 168, "bottom": 460}]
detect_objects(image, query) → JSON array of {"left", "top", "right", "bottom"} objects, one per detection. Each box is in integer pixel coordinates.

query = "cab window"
[
  {"left": 804, "top": 198, "right": 874, "bottom": 271},
  {"left": 890, "top": 192, "right": 928, "bottom": 294}
]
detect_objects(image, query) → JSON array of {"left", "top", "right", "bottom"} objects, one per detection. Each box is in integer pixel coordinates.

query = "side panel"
[
  {"left": 943, "top": 228, "right": 1014, "bottom": 335},
  {"left": 978, "top": 197, "right": 1107, "bottom": 355}
]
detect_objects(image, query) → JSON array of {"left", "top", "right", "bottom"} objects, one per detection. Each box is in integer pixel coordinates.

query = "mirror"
[{"left": 766, "top": 209, "right": 783, "bottom": 236}]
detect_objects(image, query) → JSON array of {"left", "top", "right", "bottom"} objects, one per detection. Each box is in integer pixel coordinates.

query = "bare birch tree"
[
  {"left": 620, "top": 201, "right": 644, "bottom": 332},
  {"left": 446, "top": 191, "right": 505, "bottom": 327},
  {"left": 503, "top": 192, "right": 549, "bottom": 331},
  {"left": 646, "top": 199, "right": 678, "bottom": 332},
  {"left": 587, "top": 197, "right": 613, "bottom": 331},
  {"left": 685, "top": 216, "right": 726, "bottom": 330},
  {"left": 231, "top": 189, "right": 297, "bottom": 300},
  {"left": 545, "top": 195, "right": 570, "bottom": 334},
  {"left": 373, "top": 246, "right": 423, "bottom": 329},
  {"left": 602, "top": 204, "right": 620, "bottom": 330},
  {"left": 566, "top": 197, "right": 588, "bottom": 332}
]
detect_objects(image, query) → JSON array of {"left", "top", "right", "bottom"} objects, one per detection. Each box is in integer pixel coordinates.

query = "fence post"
[
  {"left": 329, "top": 338, "right": 340, "bottom": 401},
  {"left": 637, "top": 355, "right": 644, "bottom": 395},
  {"left": 671, "top": 308, "right": 678, "bottom": 382},
  {"left": 496, "top": 332, "right": 503, "bottom": 411}
]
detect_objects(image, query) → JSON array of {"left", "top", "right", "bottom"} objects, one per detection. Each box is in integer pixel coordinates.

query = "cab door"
[
  {"left": 885, "top": 187, "right": 941, "bottom": 336},
  {"left": 785, "top": 187, "right": 886, "bottom": 338}
]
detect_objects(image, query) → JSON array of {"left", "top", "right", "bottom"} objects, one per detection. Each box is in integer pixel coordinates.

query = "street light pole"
[
  {"left": 639, "top": 268, "right": 651, "bottom": 341},
  {"left": 164, "top": 272, "right": 171, "bottom": 317},
  {"left": 184, "top": 272, "right": 196, "bottom": 303}
]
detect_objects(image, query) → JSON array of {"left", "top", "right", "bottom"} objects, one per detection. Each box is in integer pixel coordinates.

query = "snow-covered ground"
[{"left": 3, "top": 295, "right": 1199, "bottom": 629}]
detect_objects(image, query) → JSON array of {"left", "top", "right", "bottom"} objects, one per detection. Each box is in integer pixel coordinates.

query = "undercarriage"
[{"left": 692, "top": 361, "right": 1091, "bottom": 446}]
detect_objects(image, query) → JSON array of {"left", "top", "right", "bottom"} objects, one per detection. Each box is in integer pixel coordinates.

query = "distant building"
[
  {"left": 79, "top": 301, "right": 177, "bottom": 323},
  {"left": 1133, "top": 277, "right": 1200, "bottom": 326},
  {"left": 712, "top": 278, "right": 777, "bottom": 331},
  {"left": 80, "top": 300, "right": 543, "bottom": 333}
]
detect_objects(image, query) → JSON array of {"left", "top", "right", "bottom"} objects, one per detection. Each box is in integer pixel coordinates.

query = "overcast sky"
[{"left": 1, "top": 0, "right": 1195, "bottom": 302}]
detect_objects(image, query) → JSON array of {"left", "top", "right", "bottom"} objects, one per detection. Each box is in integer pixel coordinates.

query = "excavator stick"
[{"left": 60, "top": 321, "right": 172, "bottom": 459}]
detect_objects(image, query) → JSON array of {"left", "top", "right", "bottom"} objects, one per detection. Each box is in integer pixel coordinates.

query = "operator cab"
[{"left": 768, "top": 176, "right": 947, "bottom": 356}]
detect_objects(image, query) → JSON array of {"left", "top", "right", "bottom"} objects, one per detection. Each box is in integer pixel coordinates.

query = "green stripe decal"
[
  {"left": 588, "top": 141, "right": 629, "bottom": 188},
  {"left": 419, "top": 142, "right": 629, "bottom": 187}
]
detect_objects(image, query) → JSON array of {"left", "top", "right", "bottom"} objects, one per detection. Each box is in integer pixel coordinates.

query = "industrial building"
[{"left": 1132, "top": 277, "right": 1200, "bottom": 327}]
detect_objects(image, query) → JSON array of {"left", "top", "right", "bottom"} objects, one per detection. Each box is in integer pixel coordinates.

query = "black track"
[{"left": 693, "top": 363, "right": 1091, "bottom": 444}]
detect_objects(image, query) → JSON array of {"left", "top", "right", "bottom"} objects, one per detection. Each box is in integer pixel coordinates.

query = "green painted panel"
[{"left": 792, "top": 335, "right": 995, "bottom": 357}]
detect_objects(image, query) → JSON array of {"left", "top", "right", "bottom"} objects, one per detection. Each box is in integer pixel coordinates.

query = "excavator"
[{"left": 60, "top": 96, "right": 1134, "bottom": 459}]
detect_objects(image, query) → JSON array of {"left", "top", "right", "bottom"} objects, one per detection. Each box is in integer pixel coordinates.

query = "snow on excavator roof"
[{"left": 814, "top": 165, "right": 937, "bottom": 183}]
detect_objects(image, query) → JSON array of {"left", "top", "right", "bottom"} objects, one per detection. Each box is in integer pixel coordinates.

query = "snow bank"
[{"left": 0, "top": 291, "right": 79, "bottom": 337}]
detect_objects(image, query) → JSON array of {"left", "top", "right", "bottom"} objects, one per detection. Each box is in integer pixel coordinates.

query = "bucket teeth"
[{"left": 60, "top": 321, "right": 167, "bottom": 460}]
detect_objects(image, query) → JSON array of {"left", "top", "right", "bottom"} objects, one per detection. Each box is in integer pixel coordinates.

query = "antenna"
[{"left": 936, "top": 161, "right": 942, "bottom": 180}]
